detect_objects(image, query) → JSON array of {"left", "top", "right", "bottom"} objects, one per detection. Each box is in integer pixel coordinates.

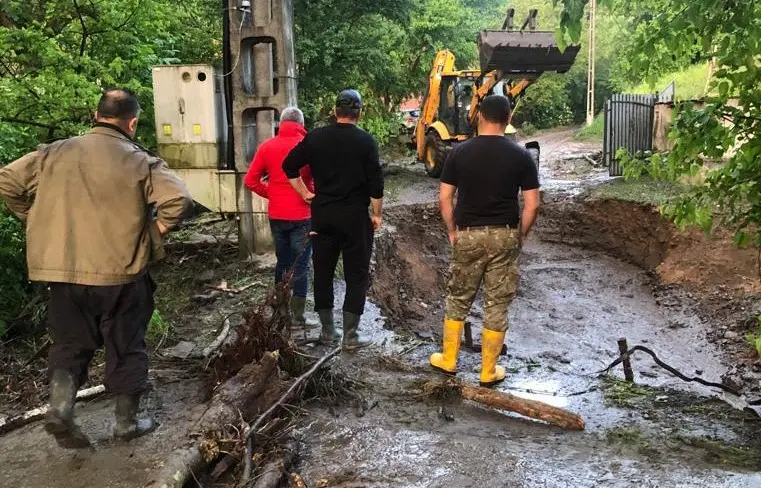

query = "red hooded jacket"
[{"left": 244, "top": 121, "right": 314, "bottom": 221}]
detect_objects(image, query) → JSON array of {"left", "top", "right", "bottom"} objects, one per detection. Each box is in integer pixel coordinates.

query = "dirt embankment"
[
  {"left": 538, "top": 197, "right": 761, "bottom": 298},
  {"left": 370, "top": 204, "right": 450, "bottom": 327}
]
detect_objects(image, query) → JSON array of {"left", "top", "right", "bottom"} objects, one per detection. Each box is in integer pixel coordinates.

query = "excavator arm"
[{"left": 467, "top": 72, "right": 532, "bottom": 129}]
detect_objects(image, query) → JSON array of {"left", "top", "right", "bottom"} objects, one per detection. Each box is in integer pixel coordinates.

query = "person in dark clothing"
[
  {"left": 0, "top": 89, "right": 192, "bottom": 447},
  {"left": 283, "top": 89, "right": 384, "bottom": 350},
  {"left": 430, "top": 94, "right": 540, "bottom": 387}
]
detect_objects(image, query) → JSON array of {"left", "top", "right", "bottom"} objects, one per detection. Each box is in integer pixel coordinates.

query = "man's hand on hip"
[{"left": 156, "top": 220, "right": 170, "bottom": 236}]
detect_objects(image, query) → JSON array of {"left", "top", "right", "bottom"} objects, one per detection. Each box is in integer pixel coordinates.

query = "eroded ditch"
[{"left": 293, "top": 203, "right": 761, "bottom": 488}]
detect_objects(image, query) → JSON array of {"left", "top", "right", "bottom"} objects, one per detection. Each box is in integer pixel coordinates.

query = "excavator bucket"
[{"left": 477, "top": 30, "right": 580, "bottom": 77}]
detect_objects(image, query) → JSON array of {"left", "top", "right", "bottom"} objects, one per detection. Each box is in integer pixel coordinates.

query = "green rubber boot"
[
  {"left": 317, "top": 309, "right": 341, "bottom": 345},
  {"left": 44, "top": 370, "right": 91, "bottom": 449},
  {"left": 114, "top": 394, "right": 156, "bottom": 441},
  {"left": 342, "top": 311, "right": 371, "bottom": 351}
]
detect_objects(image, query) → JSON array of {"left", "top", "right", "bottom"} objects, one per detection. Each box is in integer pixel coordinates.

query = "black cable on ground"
[{"left": 597, "top": 345, "right": 741, "bottom": 396}]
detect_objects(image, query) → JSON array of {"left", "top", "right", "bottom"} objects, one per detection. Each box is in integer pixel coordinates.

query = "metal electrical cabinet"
[{"left": 151, "top": 64, "right": 237, "bottom": 213}]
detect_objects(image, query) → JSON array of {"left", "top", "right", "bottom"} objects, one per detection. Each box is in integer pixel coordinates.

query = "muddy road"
[
  {"left": 2, "top": 129, "right": 761, "bottom": 487},
  {"left": 294, "top": 131, "right": 761, "bottom": 487}
]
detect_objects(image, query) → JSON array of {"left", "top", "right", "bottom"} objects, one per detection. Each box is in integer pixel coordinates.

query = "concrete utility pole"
[
  {"left": 586, "top": 0, "right": 596, "bottom": 126},
  {"left": 226, "top": 0, "right": 298, "bottom": 257}
]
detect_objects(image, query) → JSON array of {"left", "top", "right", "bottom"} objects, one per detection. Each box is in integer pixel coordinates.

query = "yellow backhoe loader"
[{"left": 413, "top": 9, "right": 581, "bottom": 177}]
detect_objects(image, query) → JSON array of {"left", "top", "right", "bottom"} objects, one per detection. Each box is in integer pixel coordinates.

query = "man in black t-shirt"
[
  {"left": 283, "top": 89, "right": 384, "bottom": 350},
  {"left": 430, "top": 95, "right": 540, "bottom": 387}
]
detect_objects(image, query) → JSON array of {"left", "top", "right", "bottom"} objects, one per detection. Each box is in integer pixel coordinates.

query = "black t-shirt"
[
  {"left": 440, "top": 135, "right": 540, "bottom": 227},
  {"left": 282, "top": 123, "right": 384, "bottom": 208}
]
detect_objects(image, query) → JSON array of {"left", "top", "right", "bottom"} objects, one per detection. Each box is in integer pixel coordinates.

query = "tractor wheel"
[{"left": 423, "top": 131, "right": 450, "bottom": 178}]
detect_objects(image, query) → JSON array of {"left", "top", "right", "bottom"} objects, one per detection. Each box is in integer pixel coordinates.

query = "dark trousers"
[
  {"left": 311, "top": 205, "right": 373, "bottom": 315},
  {"left": 47, "top": 273, "right": 155, "bottom": 395},
  {"left": 269, "top": 219, "right": 312, "bottom": 298}
]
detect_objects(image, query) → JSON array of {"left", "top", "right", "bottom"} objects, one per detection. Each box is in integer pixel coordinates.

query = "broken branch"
[
  {"left": 598, "top": 344, "right": 740, "bottom": 395},
  {"left": 0, "top": 384, "right": 105, "bottom": 435},
  {"left": 239, "top": 346, "right": 342, "bottom": 487}
]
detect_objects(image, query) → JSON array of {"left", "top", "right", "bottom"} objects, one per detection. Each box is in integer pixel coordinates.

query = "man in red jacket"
[{"left": 244, "top": 107, "right": 316, "bottom": 327}]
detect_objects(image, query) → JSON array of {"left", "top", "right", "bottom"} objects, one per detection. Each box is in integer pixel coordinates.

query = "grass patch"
[
  {"left": 743, "top": 315, "right": 761, "bottom": 357},
  {"left": 147, "top": 309, "right": 171, "bottom": 345},
  {"left": 587, "top": 177, "right": 687, "bottom": 206},
  {"left": 677, "top": 436, "right": 761, "bottom": 470},
  {"left": 601, "top": 377, "right": 656, "bottom": 408},
  {"left": 574, "top": 114, "right": 604, "bottom": 142},
  {"left": 521, "top": 122, "right": 537, "bottom": 136},
  {"left": 604, "top": 427, "right": 662, "bottom": 460},
  {"left": 629, "top": 63, "right": 711, "bottom": 100}
]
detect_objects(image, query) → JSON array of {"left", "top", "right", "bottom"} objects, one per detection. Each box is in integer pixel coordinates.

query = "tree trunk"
[
  {"left": 145, "top": 352, "right": 286, "bottom": 488},
  {"left": 459, "top": 383, "right": 585, "bottom": 430}
]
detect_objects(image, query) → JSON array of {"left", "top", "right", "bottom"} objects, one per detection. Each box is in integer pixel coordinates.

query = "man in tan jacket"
[{"left": 0, "top": 88, "right": 192, "bottom": 448}]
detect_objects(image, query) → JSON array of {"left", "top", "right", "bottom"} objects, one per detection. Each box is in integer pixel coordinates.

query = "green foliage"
[
  {"left": 0, "top": 0, "right": 220, "bottom": 154},
  {"left": 294, "top": 0, "right": 503, "bottom": 132},
  {"left": 559, "top": 0, "right": 761, "bottom": 248},
  {"left": 0, "top": 202, "right": 28, "bottom": 337},
  {"left": 0, "top": 1, "right": 219, "bottom": 338},
  {"left": 744, "top": 316, "right": 761, "bottom": 357},
  {"left": 629, "top": 63, "right": 712, "bottom": 100},
  {"left": 514, "top": 74, "right": 573, "bottom": 129},
  {"left": 521, "top": 122, "right": 537, "bottom": 136},
  {"left": 574, "top": 113, "right": 603, "bottom": 141},
  {"left": 147, "top": 309, "right": 171, "bottom": 345}
]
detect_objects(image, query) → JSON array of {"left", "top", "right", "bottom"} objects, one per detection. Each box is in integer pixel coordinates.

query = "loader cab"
[{"left": 439, "top": 76, "right": 477, "bottom": 137}]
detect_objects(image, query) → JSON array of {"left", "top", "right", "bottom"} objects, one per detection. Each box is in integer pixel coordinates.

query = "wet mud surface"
[
  {"left": 293, "top": 131, "right": 761, "bottom": 487},
  {"left": 3, "top": 129, "right": 761, "bottom": 487}
]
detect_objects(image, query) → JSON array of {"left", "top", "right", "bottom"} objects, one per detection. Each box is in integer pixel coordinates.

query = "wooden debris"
[
  {"left": 289, "top": 473, "right": 308, "bottom": 488},
  {"left": 617, "top": 338, "right": 634, "bottom": 382},
  {"left": 0, "top": 384, "right": 106, "bottom": 435},
  {"left": 459, "top": 382, "right": 585, "bottom": 430},
  {"left": 239, "top": 346, "right": 342, "bottom": 487},
  {"left": 145, "top": 352, "right": 286, "bottom": 488},
  {"left": 202, "top": 318, "right": 234, "bottom": 360},
  {"left": 205, "top": 281, "right": 258, "bottom": 294}
]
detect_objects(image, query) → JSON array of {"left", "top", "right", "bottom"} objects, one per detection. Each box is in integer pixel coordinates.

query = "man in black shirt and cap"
[{"left": 283, "top": 89, "right": 384, "bottom": 350}]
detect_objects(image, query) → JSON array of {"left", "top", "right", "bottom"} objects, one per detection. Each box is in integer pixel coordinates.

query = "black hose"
[{"left": 598, "top": 345, "right": 741, "bottom": 396}]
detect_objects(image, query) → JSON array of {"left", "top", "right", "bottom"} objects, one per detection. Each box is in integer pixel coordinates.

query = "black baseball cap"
[{"left": 336, "top": 89, "right": 363, "bottom": 109}]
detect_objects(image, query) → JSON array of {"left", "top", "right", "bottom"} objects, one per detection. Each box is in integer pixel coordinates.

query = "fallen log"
[
  {"left": 458, "top": 382, "right": 585, "bottom": 430},
  {"left": 145, "top": 352, "right": 286, "bottom": 488},
  {"left": 0, "top": 384, "right": 106, "bottom": 435},
  {"left": 240, "top": 346, "right": 342, "bottom": 486}
]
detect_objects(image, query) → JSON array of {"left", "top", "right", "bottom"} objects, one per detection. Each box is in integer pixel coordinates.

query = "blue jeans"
[{"left": 270, "top": 219, "right": 312, "bottom": 298}]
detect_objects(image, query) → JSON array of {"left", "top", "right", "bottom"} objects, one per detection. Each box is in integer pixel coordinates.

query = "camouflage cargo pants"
[{"left": 445, "top": 226, "right": 521, "bottom": 332}]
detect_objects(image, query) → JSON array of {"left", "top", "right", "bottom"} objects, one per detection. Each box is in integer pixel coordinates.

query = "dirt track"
[{"left": 2, "top": 129, "right": 761, "bottom": 487}]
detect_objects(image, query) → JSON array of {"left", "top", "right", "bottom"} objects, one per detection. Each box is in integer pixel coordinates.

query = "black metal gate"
[{"left": 603, "top": 94, "right": 657, "bottom": 176}]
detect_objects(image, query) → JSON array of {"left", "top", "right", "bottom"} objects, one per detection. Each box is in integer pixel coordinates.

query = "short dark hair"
[
  {"left": 479, "top": 95, "right": 511, "bottom": 125},
  {"left": 335, "top": 106, "right": 361, "bottom": 120},
  {"left": 97, "top": 88, "right": 141, "bottom": 120}
]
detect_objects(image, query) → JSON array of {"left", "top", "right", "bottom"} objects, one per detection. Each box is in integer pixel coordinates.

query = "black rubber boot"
[
  {"left": 317, "top": 309, "right": 341, "bottom": 345},
  {"left": 43, "top": 370, "right": 91, "bottom": 449},
  {"left": 291, "top": 296, "right": 319, "bottom": 328},
  {"left": 342, "top": 311, "right": 371, "bottom": 351},
  {"left": 114, "top": 394, "right": 156, "bottom": 441}
]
